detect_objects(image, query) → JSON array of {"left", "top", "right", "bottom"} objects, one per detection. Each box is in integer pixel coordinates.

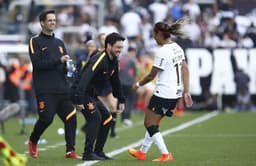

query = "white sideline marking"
[
  {"left": 77, "top": 111, "right": 220, "bottom": 166},
  {"left": 24, "top": 142, "right": 65, "bottom": 154}
]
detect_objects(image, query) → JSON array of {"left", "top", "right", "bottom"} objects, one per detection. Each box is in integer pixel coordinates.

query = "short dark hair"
[
  {"left": 39, "top": 10, "right": 55, "bottom": 22},
  {"left": 105, "top": 32, "right": 125, "bottom": 48}
]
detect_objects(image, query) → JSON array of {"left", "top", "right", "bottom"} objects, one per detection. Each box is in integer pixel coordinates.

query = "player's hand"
[
  {"left": 60, "top": 55, "right": 70, "bottom": 63},
  {"left": 131, "top": 84, "right": 137, "bottom": 91},
  {"left": 75, "top": 104, "right": 84, "bottom": 111},
  {"left": 117, "top": 103, "right": 125, "bottom": 114},
  {"left": 183, "top": 92, "right": 193, "bottom": 108},
  {"left": 131, "top": 82, "right": 140, "bottom": 91}
]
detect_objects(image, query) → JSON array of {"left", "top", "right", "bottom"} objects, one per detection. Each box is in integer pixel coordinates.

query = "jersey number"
[{"left": 174, "top": 63, "right": 181, "bottom": 85}]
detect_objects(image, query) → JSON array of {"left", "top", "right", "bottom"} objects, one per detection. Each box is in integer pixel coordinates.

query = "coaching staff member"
[
  {"left": 28, "top": 10, "right": 80, "bottom": 159},
  {"left": 71, "top": 32, "right": 125, "bottom": 160}
]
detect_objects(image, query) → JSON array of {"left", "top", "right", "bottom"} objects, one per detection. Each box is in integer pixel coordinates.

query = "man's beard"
[{"left": 110, "top": 50, "right": 118, "bottom": 60}]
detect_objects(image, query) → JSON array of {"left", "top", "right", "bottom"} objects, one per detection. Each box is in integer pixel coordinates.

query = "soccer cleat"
[
  {"left": 28, "top": 141, "right": 38, "bottom": 158},
  {"left": 152, "top": 153, "right": 173, "bottom": 162},
  {"left": 66, "top": 150, "right": 82, "bottom": 159},
  {"left": 128, "top": 148, "right": 146, "bottom": 160}
]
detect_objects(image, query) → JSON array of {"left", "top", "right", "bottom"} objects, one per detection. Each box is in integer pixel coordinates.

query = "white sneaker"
[{"left": 123, "top": 119, "right": 133, "bottom": 127}]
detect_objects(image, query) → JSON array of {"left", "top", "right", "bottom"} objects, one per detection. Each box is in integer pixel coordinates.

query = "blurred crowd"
[{"left": 0, "top": 0, "right": 256, "bottom": 120}]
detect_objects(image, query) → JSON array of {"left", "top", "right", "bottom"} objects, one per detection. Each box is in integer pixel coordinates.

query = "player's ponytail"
[{"left": 154, "top": 16, "right": 189, "bottom": 39}]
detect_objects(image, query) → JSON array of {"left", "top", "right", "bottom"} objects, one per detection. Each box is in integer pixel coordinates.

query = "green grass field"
[{"left": 1, "top": 110, "right": 256, "bottom": 166}]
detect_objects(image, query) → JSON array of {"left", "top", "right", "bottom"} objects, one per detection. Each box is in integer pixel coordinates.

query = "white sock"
[
  {"left": 140, "top": 132, "right": 153, "bottom": 153},
  {"left": 151, "top": 132, "right": 169, "bottom": 154}
]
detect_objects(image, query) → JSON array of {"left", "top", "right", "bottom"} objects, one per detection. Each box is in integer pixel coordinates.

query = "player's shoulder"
[
  {"left": 92, "top": 50, "right": 106, "bottom": 59},
  {"left": 29, "top": 34, "right": 40, "bottom": 42}
]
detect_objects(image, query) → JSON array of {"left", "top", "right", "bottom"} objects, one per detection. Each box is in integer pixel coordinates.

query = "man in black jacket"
[
  {"left": 28, "top": 10, "right": 80, "bottom": 159},
  {"left": 72, "top": 32, "right": 125, "bottom": 160}
]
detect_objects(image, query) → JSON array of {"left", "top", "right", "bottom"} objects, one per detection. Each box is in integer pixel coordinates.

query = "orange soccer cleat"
[
  {"left": 152, "top": 153, "right": 173, "bottom": 162},
  {"left": 66, "top": 150, "right": 82, "bottom": 159},
  {"left": 28, "top": 141, "right": 38, "bottom": 158},
  {"left": 128, "top": 148, "right": 146, "bottom": 160}
]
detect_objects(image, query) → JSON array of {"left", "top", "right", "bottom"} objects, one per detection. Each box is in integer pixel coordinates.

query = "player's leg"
[
  {"left": 58, "top": 95, "right": 80, "bottom": 159},
  {"left": 145, "top": 96, "right": 177, "bottom": 162},
  {"left": 29, "top": 94, "right": 57, "bottom": 158},
  {"left": 80, "top": 99, "right": 104, "bottom": 160},
  {"left": 94, "top": 98, "right": 113, "bottom": 160}
]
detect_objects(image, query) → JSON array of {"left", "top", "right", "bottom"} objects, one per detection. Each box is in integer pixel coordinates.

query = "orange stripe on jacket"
[{"left": 103, "top": 115, "right": 112, "bottom": 125}]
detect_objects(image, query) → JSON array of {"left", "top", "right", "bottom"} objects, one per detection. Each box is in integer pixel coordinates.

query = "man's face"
[
  {"left": 41, "top": 13, "right": 56, "bottom": 32},
  {"left": 109, "top": 40, "right": 124, "bottom": 58},
  {"left": 99, "top": 34, "right": 106, "bottom": 47}
]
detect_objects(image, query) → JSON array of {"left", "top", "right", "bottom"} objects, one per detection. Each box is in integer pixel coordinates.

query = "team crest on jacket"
[
  {"left": 87, "top": 102, "right": 95, "bottom": 110},
  {"left": 58, "top": 46, "right": 64, "bottom": 54},
  {"left": 38, "top": 101, "right": 45, "bottom": 112}
]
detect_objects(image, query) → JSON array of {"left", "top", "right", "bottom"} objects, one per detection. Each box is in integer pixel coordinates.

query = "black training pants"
[{"left": 30, "top": 94, "right": 77, "bottom": 152}]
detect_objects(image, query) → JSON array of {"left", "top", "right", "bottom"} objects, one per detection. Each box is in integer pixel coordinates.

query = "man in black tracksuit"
[
  {"left": 28, "top": 10, "right": 80, "bottom": 159},
  {"left": 71, "top": 33, "right": 125, "bottom": 160}
]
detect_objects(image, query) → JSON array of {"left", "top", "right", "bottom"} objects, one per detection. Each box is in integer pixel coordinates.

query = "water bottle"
[{"left": 66, "top": 59, "right": 73, "bottom": 77}]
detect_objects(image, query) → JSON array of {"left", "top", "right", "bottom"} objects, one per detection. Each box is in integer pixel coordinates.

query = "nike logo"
[{"left": 41, "top": 47, "right": 47, "bottom": 51}]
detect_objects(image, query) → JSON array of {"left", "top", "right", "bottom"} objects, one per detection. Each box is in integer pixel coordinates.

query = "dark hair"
[
  {"left": 105, "top": 32, "right": 125, "bottom": 48},
  {"left": 39, "top": 10, "right": 55, "bottom": 22},
  {"left": 154, "top": 16, "right": 189, "bottom": 39},
  {"left": 128, "top": 47, "right": 136, "bottom": 52}
]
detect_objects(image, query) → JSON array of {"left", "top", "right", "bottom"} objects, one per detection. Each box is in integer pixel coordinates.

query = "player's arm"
[
  {"left": 181, "top": 60, "right": 193, "bottom": 107},
  {"left": 134, "top": 52, "right": 163, "bottom": 90},
  {"left": 76, "top": 54, "right": 104, "bottom": 104},
  {"left": 110, "top": 62, "right": 125, "bottom": 104},
  {"left": 77, "top": 62, "right": 95, "bottom": 93},
  {"left": 110, "top": 62, "right": 125, "bottom": 113},
  {"left": 136, "top": 66, "right": 160, "bottom": 87}
]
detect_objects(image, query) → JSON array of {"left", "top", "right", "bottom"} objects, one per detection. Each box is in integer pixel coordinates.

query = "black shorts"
[{"left": 148, "top": 95, "right": 179, "bottom": 117}]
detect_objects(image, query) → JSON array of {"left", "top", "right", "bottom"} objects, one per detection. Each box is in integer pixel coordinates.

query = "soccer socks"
[
  {"left": 140, "top": 132, "right": 153, "bottom": 153},
  {"left": 146, "top": 125, "right": 169, "bottom": 154},
  {"left": 151, "top": 132, "right": 169, "bottom": 154}
]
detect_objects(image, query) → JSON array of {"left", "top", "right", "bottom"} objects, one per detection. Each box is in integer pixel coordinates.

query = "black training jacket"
[
  {"left": 77, "top": 50, "right": 125, "bottom": 104},
  {"left": 28, "top": 32, "right": 69, "bottom": 95}
]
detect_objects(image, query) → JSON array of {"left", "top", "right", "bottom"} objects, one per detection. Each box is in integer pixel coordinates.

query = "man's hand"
[
  {"left": 131, "top": 82, "right": 140, "bottom": 91},
  {"left": 117, "top": 103, "right": 125, "bottom": 114},
  {"left": 183, "top": 92, "right": 193, "bottom": 108},
  {"left": 60, "top": 55, "right": 70, "bottom": 63},
  {"left": 75, "top": 104, "right": 84, "bottom": 111}
]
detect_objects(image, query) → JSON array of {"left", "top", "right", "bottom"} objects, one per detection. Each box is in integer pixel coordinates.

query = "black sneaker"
[
  {"left": 110, "top": 132, "right": 119, "bottom": 139},
  {"left": 82, "top": 152, "right": 105, "bottom": 161},
  {"left": 95, "top": 151, "right": 114, "bottom": 160}
]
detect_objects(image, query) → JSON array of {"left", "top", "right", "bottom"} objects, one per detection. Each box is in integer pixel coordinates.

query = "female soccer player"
[{"left": 128, "top": 17, "right": 193, "bottom": 162}]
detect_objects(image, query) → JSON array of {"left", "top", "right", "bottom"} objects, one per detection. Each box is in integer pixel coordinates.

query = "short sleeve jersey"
[{"left": 153, "top": 42, "right": 185, "bottom": 99}]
